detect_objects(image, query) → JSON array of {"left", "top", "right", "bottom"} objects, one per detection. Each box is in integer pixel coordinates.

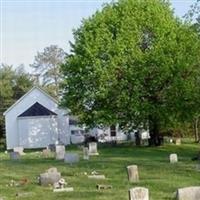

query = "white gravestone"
[
  {"left": 13, "top": 147, "right": 25, "bottom": 155},
  {"left": 56, "top": 145, "right": 65, "bottom": 160},
  {"left": 83, "top": 147, "right": 89, "bottom": 160},
  {"left": 170, "top": 153, "right": 178, "bottom": 163},
  {"left": 127, "top": 165, "right": 139, "bottom": 182},
  {"left": 88, "top": 142, "right": 99, "bottom": 156},
  {"left": 64, "top": 153, "right": 79, "bottom": 164},
  {"left": 129, "top": 187, "right": 149, "bottom": 200},
  {"left": 176, "top": 186, "right": 200, "bottom": 200}
]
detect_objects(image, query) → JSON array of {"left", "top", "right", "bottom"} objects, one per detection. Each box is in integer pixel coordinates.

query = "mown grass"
[{"left": 0, "top": 141, "right": 200, "bottom": 200}]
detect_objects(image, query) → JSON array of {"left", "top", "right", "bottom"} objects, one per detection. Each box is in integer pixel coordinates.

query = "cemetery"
[
  {"left": 1, "top": 0, "right": 200, "bottom": 200},
  {"left": 0, "top": 140, "right": 200, "bottom": 200}
]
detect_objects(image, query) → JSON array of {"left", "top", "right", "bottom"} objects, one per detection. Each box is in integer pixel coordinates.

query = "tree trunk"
[
  {"left": 148, "top": 116, "right": 163, "bottom": 146},
  {"left": 194, "top": 117, "right": 200, "bottom": 142}
]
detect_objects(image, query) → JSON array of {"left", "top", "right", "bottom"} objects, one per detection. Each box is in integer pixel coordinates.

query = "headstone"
[
  {"left": 176, "top": 186, "right": 200, "bottom": 200},
  {"left": 16, "top": 192, "right": 34, "bottom": 197},
  {"left": 42, "top": 149, "right": 52, "bottom": 158},
  {"left": 39, "top": 167, "right": 61, "bottom": 186},
  {"left": 175, "top": 138, "right": 181, "bottom": 145},
  {"left": 64, "top": 153, "right": 79, "bottom": 164},
  {"left": 13, "top": 147, "right": 25, "bottom": 155},
  {"left": 53, "top": 187, "right": 74, "bottom": 192},
  {"left": 196, "top": 164, "right": 200, "bottom": 171},
  {"left": 88, "top": 175, "right": 106, "bottom": 179},
  {"left": 88, "top": 142, "right": 99, "bottom": 156},
  {"left": 127, "top": 165, "right": 139, "bottom": 182},
  {"left": 10, "top": 152, "right": 20, "bottom": 160},
  {"left": 46, "top": 167, "right": 58, "bottom": 174},
  {"left": 170, "top": 153, "right": 178, "bottom": 163},
  {"left": 129, "top": 187, "right": 149, "bottom": 200},
  {"left": 83, "top": 147, "right": 89, "bottom": 160},
  {"left": 56, "top": 145, "right": 65, "bottom": 160}
]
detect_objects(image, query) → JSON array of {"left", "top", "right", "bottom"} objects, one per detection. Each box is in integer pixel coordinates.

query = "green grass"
[{"left": 0, "top": 142, "right": 200, "bottom": 200}]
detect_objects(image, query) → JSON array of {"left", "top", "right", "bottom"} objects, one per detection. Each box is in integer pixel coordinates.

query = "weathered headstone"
[
  {"left": 39, "top": 167, "right": 61, "bottom": 186},
  {"left": 46, "top": 167, "right": 58, "bottom": 174},
  {"left": 129, "top": 187, "right": 149, "bottom": 200},
  {"left": 88, "top": 142, "right": 99, "bottom": 156},
  {"left": 196, "top": 163, "right": 200, "bottom": 171},
  {"left": 88, "top": 175, "right": 106, "bottom": 179},
  {"left": 175, "top": 138, "right": 181, "bottom": 145},
  {"left": 10, "top": 152, "right": 20, "bottom": 160},
  {"left": 127, "top": 165, "right": 139, "bottom": 182},
  {"left": 83, "top": 147, "right": 89, "bottom": 160},
  {"left": 64, "top": 153, "right": 79, "bottom": 164},
  {"left": 53, "top": 187, "right": 74, "bottom": 192},
  {"left": 56, "top": 145, "right": 65, "bottom": 160},
  {"left": 42, "top": 149, "right": 52, "bottom": 158},
  {"left": 170, "top": 153, "right": 178, "bottom": 163},
  {"left": 176, "top": 186, "right": 200, "bottom": 200},
  {"left": 13, "top": 147, "right": 25, "bottom": 155},
  {"left": 16, "top": 192, "right": 34, "bottom": 197}
]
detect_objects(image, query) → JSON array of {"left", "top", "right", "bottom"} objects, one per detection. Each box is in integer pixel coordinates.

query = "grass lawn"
[{"left": 0, "top": 141, "right": 200, "bottom": 200}]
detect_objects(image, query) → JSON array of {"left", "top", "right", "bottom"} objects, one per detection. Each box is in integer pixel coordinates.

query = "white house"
[{"left": 3, "top": 86, "right": 83, "bottom": 149}]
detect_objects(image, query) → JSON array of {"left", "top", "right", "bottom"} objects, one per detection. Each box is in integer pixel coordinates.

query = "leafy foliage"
[
  {"left": 61, "top": 0, "right": 200, "bottom": 145},
  {"left": 30, "top": 45, "right": 66, "bottom": 99},
  {"left": 0, "top": 64, "right": 33, "bottom": 147}
]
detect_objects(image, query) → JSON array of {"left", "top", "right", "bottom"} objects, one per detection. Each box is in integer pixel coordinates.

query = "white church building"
[{"left": 3, "top": 86, "right": 84, "bottom": 149}]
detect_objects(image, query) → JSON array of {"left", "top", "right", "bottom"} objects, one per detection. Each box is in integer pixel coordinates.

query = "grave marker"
[{"left": 127, "top": 165, "right": 139, "bottom": 182}]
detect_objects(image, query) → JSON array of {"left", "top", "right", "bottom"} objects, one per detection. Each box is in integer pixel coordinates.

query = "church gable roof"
[{"left": 18, "top": 102, "right": 57, "bottom": 117}]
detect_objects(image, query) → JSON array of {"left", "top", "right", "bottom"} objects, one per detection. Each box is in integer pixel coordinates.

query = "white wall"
[
  {"left": 57, "top": 111, "right": 70, "bottom": 145},
  {"left": 4, "top": 88, "right": 63, "bottom": 149},
  {"left": 18, "top": 116, "right": 58, "bottom": 148}
]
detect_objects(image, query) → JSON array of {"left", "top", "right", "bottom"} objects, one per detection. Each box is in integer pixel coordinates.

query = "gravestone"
[
  {"left": 170, "top": 153, "right": 178, "bottom": 163},
  {"left": 10, "top": 152, "right": 20, "bottom": 160},
  {"left": 39, "top": 167, "right": 61, "bottom": 186},
  {"left": 88, "top": 142, "right": 99, "bottom": 156},
  {"left": 129, "top": 187, "right": 149, "bottom": 200},
  {"left": 13, "top": 147, "right": 25, "bottom": 155},
  {"left": 42, "top": 149, "right": 52, "bottom": 158},
  {"left": 175, "top": 138, "right": 181, "bottom": 145},
  {"left": 176, "top": 186, "right": 200, "bottom": 200},
  {"left": 53, "top": 187, "right": 74, "bottom": 192},
  {"left": 64, "top": 153, "right": 79, "bottom": 164},
  {"left": 83, "top": 147, "right": 89, "bottom": 160},
  {"left": 56, "top": 145, "right": 65, "bottom": 160},
  {"left": 88, "top": 175, "right": 106, "bottom": 179},
  {"left": 127, "top": 165, "right": 139, "bottom": 182}
]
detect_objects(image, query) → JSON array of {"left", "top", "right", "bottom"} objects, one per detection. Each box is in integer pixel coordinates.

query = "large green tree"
[
  {"left": 0, "top": 64, "right": 33, "bottom": 147},
  {"left": 184, "top": 0, "right": 200, "bottom": 141},
  {"left": 61, "top": 0, "right": 200, "bottom": 145}
]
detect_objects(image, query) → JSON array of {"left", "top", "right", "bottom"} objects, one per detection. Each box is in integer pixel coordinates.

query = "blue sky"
[{"left": 1, "top": 0, "right": 196, "bottom": 71}]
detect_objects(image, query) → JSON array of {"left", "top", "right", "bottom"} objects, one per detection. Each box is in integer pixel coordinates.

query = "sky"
[{"left": 0, "top": 0, "right": 197, "bottom": 71}]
